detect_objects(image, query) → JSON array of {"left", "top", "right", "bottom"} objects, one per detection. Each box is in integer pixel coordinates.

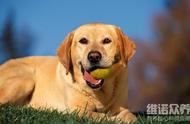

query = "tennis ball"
[{"left": 90, "top": 68, "right": 112, "bottom": 79}]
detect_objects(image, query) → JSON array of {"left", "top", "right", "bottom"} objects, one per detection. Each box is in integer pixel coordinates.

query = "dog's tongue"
[{"left": 83, "top": 70, "right": 100, "bottom": 84}]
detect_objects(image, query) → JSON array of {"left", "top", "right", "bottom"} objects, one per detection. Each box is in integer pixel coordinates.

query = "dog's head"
[{"left": 57, "top": 23, "right": 136, "bottom": 89}]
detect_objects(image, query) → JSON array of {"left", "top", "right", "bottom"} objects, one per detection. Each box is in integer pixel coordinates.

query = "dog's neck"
[
  {"left": 56, "top": 62, "right": 74, "bottom": 93},
  {"left": 56, "top": 62, "right": 126, "bottom": 112}
]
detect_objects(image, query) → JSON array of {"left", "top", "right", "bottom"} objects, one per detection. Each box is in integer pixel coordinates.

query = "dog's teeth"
[{"left": 98, "top": 80, "right": 101, "bottom": 84}]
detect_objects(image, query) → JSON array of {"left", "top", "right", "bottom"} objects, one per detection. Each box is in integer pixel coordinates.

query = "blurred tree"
[
  {"left": 128, "top": 41, "right": 169, "bottom": 111},
  {"left": 0, "top": 11, "right": 34, "bottom": 63},
  {"left": 2, "top": 12, "right": 17, "bottom": 58},
  {"left": 154, "top": 0, "right": 190, "bottom": 104},
  {"left": 128, "top": 0, "right": 190, "bottom": 111}
]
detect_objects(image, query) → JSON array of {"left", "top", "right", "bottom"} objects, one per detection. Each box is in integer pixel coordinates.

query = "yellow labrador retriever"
[{"left": 0, "top": 23, "right": 136, "bottom": 123}]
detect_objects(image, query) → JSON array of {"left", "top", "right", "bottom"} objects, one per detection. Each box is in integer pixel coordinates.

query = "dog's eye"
[
  {"left": 103, "top": 38, "right": 112, "bottom": 44},
  {"left": 79, "top": 38, "right": 88, "bottom": 44}
]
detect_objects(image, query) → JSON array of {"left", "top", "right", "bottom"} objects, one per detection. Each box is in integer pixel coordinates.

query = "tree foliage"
[{"left": 128, "top": 0, "right": 190, "bottom": 111}]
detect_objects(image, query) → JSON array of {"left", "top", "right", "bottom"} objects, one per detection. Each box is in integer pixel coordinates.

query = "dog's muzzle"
[{"left": 80, "top": 63, "right": 104, "bottom": 89}]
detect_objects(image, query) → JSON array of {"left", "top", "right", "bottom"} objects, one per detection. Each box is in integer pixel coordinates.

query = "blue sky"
[{"left": 0, "top": 0, "right": 165, "bottom": 55}]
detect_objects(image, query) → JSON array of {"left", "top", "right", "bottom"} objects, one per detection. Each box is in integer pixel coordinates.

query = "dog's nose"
[{"left": 88, "top": 51, "right": 102, "bottom": 64}]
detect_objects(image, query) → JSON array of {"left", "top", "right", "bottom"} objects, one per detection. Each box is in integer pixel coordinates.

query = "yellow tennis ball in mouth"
[{"left": 90, "top": 68, "right": 112, "bottom": 79}]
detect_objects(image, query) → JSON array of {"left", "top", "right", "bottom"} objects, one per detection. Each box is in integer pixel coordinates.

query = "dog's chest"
[
  {"left": 95, "top": 101, "right": 107, "bottom": 112},
  {"left": 84, "top": 92, "right": 114, "bottom": 113}
]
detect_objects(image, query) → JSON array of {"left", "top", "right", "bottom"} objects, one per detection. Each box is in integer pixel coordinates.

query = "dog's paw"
[{"left": 117, "top": 110, "right": 137, "bottom": 124}]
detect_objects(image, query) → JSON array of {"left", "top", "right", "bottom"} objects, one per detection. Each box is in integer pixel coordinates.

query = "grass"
[{"left": 0, "top": 104, "right": 189, "bottom": 124}]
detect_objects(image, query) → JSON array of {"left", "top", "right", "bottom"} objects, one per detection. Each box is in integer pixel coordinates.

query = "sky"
[{"left": 0, "top": 0, "right": 165, "bottom": 56}]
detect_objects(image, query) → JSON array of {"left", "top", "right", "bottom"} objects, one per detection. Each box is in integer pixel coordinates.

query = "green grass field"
[{"left": 0, "top": 104, "right": 189, "bottom": 124}]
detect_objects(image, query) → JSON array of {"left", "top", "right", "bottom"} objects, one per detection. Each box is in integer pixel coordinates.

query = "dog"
[{"left": 0, "top": 23, "right": 136, "bottom": 123}]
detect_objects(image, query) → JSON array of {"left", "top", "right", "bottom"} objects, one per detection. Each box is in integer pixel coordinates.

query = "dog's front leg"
[
  {"left": 77, "top": 107, "right": 136, "bottom": 123},
  {"left": 77, "top": 109, "right": 107, "bottom": 120},
  {"left": 111, "top": 107, "right": 137, "bottom": 123}
]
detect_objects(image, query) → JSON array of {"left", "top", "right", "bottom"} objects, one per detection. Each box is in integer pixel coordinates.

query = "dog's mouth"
[{"left": 80, "top": 63, "right": 105, "bottom": 89}]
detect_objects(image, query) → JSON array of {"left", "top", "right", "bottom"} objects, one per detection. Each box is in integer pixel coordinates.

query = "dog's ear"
[
  {"left": 57, "top": 32, "right": 74, "bottom": 74},
  {"left": 115, "top": 27, "right": 136, "bottom": 66}
]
